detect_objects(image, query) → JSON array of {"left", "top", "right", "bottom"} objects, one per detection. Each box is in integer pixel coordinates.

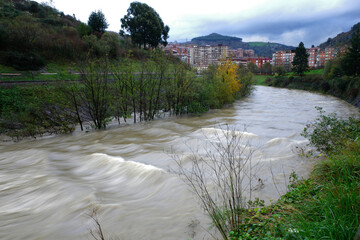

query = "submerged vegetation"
[{"left": 0, "top": 55, "right": 254, "bottom": 139}]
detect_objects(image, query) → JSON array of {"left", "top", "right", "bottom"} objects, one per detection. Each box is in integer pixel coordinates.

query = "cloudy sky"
[{"left": 36, "top": 0, "right": 360, "bottom": 47}]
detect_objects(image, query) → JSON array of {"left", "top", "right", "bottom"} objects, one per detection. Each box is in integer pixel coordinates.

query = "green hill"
[
  {"left": 0, "top": 0, "right": 130, "bottom": 70},
  {"left": 190, "top": 33, "right": 248, "bottom": 49},
  {"left": 190, "top": 33, "right": 295, "bottom": 57},
  {"left": 319, "top": 22, "right": 360, "bottom": 49},
  {"left": 248, "top": 42, "right": 295, "bottom": 57}
]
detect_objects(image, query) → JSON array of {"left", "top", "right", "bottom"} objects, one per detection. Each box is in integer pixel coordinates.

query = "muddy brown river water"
[{"left": 0, "top": 86, "right": 358, "bottom": 240}]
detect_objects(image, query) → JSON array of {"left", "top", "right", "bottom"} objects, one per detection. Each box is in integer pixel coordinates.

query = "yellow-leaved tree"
[{"left": 216, "top": 60, "right": 242, "bottom": 104}]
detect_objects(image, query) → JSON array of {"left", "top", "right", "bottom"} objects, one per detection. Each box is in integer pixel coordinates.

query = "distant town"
[{"left": 163, "top": 43, "right": 346, "bottom": 71}]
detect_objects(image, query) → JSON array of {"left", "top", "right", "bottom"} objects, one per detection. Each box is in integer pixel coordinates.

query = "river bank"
[
  {"left": 255, "top": 72, "right": 360, "bottom": 108},
  {"left": 230, "top": 114, "right": 360, "bottom": 240}
]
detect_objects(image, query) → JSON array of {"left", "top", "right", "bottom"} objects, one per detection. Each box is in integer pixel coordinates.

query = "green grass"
[
  {"left": 304, "top": 68, "right": 324, "bottom": 75},
  {"left": 285, "top": 68, "right": 324, "bottom": 76},
  {"left": 248, "top": 42, "right": 269, "bottom": 47},
  {"left": 0, "top": 62, "right": 81, "bottom": 81},
  {"left": 252, "top": 75, "right": 273, "bottom": 85},
  {"left": 284, "top": 141, "right": 360, "bottom": 239}
]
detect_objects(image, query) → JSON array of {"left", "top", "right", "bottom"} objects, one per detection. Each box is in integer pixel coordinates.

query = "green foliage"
[
  {"left": 292, "top": 42, "right": 309, "bottom": 76},
  {"left": 341, "top": 30, "right": 360, "bottom": 76},
  {"left": 1, "top": 51, "right": 45, "bottom": 70},
  {"left": 0, "top": 86, "right": 76, "bottom": 139},
  {"left": 323, "top": 58, "right": 343, "bottom": 79},
  {"left": 120, "top": 2, "right": 169, "bottom": 48},
  {"left": 272, "top": 65, "right": 286, "bottom": 76},
  {"left": 87, "top": 10, "right": 109, "bottom": 35},
  {"left": 247, "top": 62, "right": 259, "bottom": 74},
  {"left": 77, "top": 23, "right": 92, "bottom": 38},
  {"left": 261, "top": 62, "right": 272, "bottom": 74},
  {"left": 281, "top": 141, "right": 360, "bottom": 240},
  {"left": 301, "top": 107, "right": 360, "bottom": 154}
]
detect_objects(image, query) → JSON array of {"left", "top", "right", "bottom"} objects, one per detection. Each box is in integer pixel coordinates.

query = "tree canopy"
[
  {"left": 120, "top": 2, "right": 169, "bottom": 48},
  {"left": 88, "top": 10, "right": 109, "bottom": 34},
  {"left": 341, "top": 30, "right": 360, "bottom": 76},
  {"left": 292, "top": 42, "right": 309, "bottom": 76}
]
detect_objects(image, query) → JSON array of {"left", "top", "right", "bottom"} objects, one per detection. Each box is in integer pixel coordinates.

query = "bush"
[
  {"left": 265, "top": 77, "right": 272, "bottom": 85},
  {"left": 320, "top": 81, "right": 331, "bottom": 92},
  {"left": 335, "top": 77, "right": 348, "bottom": 92},
  {"left": 1, "top": 51, "right": 45, "bottom": 70},
  {"left": 301, "top": 107, "right": 360, "bottom": 154}
]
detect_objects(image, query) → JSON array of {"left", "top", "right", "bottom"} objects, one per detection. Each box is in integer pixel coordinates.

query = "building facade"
[
  {"left": 272, "top": 47, "right": 343, "bottom": 69},
  {"left": 189, "top": 44, "right": 229, "bottom": 66}
]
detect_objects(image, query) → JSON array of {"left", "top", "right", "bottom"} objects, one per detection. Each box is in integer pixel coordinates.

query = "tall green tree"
[
  {"left": 120, "top": 2, "right": 169, "bottom": 48},
  {"left": 88, "top": 10, "right": 109, "bottom": 35},
  {"left": 292, "top": 42, "right": 309, "bottom": 76},
  {"left": 341, "top": 30, "right": 360, "bottom": 76}
]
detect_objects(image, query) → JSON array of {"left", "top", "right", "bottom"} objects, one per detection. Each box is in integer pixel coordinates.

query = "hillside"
[
  {"left": 248, "top": 42, "right": 295, "bottom": 57},
  {"left": 190, "top": 33, "right": 295, "bottom": 57},
  {"left": 0, "top": 0, "right": 130, "bottom": 70},
  {"left": 319, "top": 22, "right": 360, "bottom": 49},
  {"left": 191, "top": 33, "right": 249, "bottom": 49}
]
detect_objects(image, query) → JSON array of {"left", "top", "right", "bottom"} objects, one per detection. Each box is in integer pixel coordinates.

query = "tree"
[
  {"left": 247, "top": 62, "right": 259, "bottom": 74},
  {"left": 262, "top": 62, "right": 272, "bottom": 74},
  {"left": 341, "top": 30, "right": 360, "bottom": 76},
  {"left": 120, "top": 2, "right": 169, "bottom": 48},
  {"left": 77, "top": 23, "right": 92, "bottom": 38},
  {"left": 173, "top": 125, "right": 258, "bottom": 240},
  {"left": 273, "top": 65, "right": 286, "bottom": 75},
  {"left": 292, "top": 42, "right": 309, "bottom": 76},
  {"left": 78, "top": 59, "right": 112, "bottom": 129},
  {"left": 88, "top": 10, "right": 109, "bottom": 35}
]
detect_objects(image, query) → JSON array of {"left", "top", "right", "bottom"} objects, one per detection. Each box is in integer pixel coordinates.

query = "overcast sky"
[{"left": 36, "top": 0, "right": 360, "bottom": 47}]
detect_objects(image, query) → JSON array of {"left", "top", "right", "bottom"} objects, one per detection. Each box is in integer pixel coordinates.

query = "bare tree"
[
  {"left": 173, "top": 125, "right": 259, "bottom": 240},
  {"left": 78, "top": 58, "right": 112, "bottom": 129},
  {"left": 89, "top": 207, "right": 105, "bottom": 240}
]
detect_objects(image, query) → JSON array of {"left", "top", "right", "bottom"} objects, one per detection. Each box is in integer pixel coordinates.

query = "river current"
[{"left": 0, "top": 86, "right": 358, "bottom": 240}]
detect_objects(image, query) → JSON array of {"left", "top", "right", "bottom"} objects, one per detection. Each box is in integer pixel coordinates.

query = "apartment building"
[
  {"left": 273, "top": 47, "right": 342, "bottom": 69},
  {"left": 189, "top": 44, "right": 229, "bottom": 66},
  {"left": 307, "top": 47, "right": 320, "bottom": 68},
  {"left": 163, "top": 44, "right": 191, "bottom": 64},
  {"left": 231, "top": 57, "right": 271, "bottom": 69},
  {"left": 272, "top": 50, "right": 295, "bottom": 70},
  {"left": 228, "top": 48, "right": 255, "bottom": 58}
]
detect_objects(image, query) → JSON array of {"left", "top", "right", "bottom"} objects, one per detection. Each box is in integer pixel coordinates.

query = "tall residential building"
[
  {"left": 273, "top": 47, "right": 342, "bottom": 69},
  {"left": 190, "top": 44, "right": 229, "bottom": 66},
  {"left": 307, "top": 47, "right": 320, "bottom": 68},
  {"left": 272, "top": 50, "right": 295, "bottom": 70}
]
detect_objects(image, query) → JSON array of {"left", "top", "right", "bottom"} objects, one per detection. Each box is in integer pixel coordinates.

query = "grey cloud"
[{"left": 174, "top": 2, "right": 360, "bottom": 47}]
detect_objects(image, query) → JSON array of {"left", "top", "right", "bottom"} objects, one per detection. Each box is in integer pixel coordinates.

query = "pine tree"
[
  {"left": 88, "top": 10, "right": 109, "bottom": 35},
  {"left": 292, "top": 42, "right": 309, "bottom": 76}
]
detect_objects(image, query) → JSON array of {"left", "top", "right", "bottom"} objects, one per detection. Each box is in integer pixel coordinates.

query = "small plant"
[{"left": 301, "top": 107, "right": 360, "bottom": 154}]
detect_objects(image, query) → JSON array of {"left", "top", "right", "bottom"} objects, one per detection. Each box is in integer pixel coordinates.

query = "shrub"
[
  {"left": 265, "top": 77, "right": 272, "bottom": 85},
  {"left": 302, "top": 107, "right": 360, "bottom": 154},
  {"left": 1, "top": 51, "right": 46, "bottom": 70},
  {"left": 320, "top": 81, "right": 331, "bottom": 92},
  {"left": 335, "top": 77, "right": 348, "bottom": 92}
]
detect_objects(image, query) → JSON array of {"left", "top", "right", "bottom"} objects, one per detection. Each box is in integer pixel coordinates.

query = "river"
[{"left": 0, "top": 86, "right": 358, "bottom": 240}]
